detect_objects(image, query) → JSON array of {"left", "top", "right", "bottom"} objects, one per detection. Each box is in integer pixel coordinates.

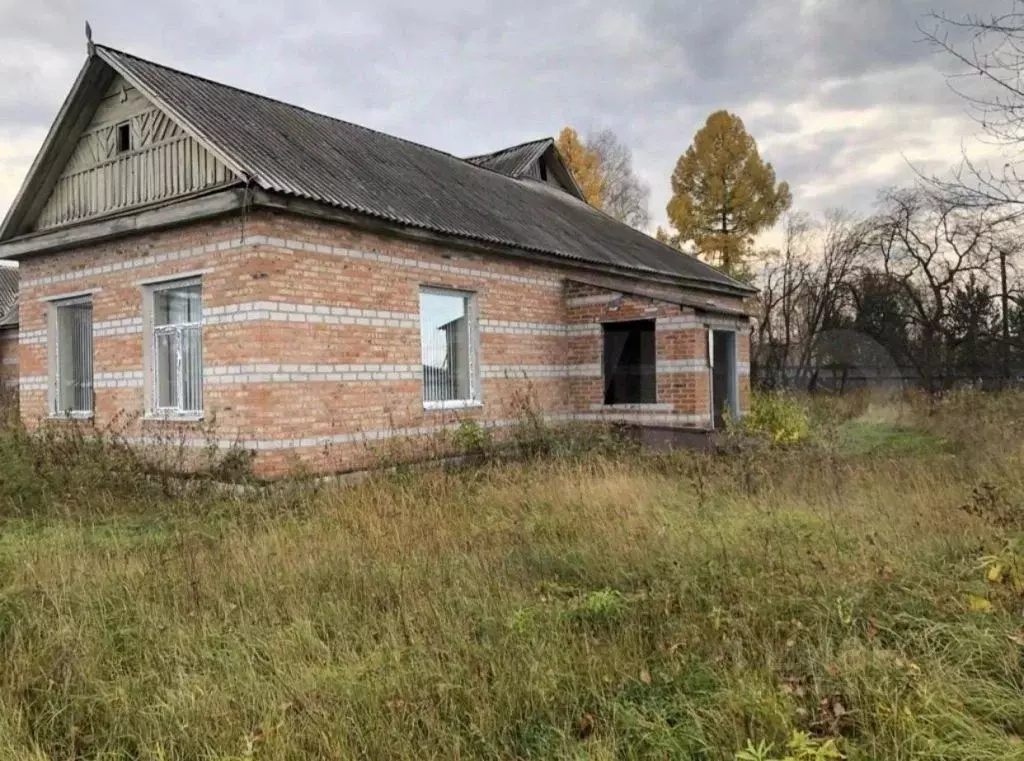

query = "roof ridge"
[
  {"left": 465, "top": 136, "right": 553, "bottom": 163},
  {"left": 95, "top": 44, "right": 499, "bottom": 171}
]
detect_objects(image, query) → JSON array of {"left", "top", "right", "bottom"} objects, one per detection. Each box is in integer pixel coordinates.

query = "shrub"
[{"left": 742, "top": 392, "right": 811, "bottom": 445}]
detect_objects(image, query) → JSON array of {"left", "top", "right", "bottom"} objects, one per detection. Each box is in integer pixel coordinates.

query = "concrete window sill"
[
  {"left": 143, "top": 413, "right": 206, "bottom": 423},
  {"left": 423, "top": 400, "right": 483, "bottom": 411},
  {"left": 589, "top": 403, "right": 673, "bottom": 413}
]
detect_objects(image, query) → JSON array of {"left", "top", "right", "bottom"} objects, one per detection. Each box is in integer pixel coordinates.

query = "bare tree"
[
  {"left": 587, "top": 130, "right": 651, "bottom": 229},
  {"left": 753, "top": 213, "right": 812, "bottom": 386},
  {"left": 791, "top": 210, "right": 870, "bottom": 388},
  {"left": 753, "top": 211, "right": 868, "bottom": 388},
  {"left": 920, "top": 3, "right": 1024, "bottom": 213},
  {"left": 870, "top": 187, "right": 1002, "bottom": 388}
]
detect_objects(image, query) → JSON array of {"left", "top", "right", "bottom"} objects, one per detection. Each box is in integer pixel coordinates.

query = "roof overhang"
[
  {"left": 0, "top": 185, "right": 754, "bottom": 302},
  {"left": 251, "top": 190, "right": 755, "bottom": 301},
  {"left": 0, "top": 187, "right": 246, "bottom": 259},
  {"left": 0, "top": 55, "right": 117, "bottom": 242}
]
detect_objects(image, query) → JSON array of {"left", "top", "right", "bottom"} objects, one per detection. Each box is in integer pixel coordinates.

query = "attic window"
[
  {"left": 116, "top": 122, "right": 131, "bottom": 154},
  {"left": 538, "top": 159, "right": 548, "bottom": 181}
]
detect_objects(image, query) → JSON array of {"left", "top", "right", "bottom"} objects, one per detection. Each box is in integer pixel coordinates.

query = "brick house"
[{"left": 0, "top": 43, "right": 754, "bottom": 476}]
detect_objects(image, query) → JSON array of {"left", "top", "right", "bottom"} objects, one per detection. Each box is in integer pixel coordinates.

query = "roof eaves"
[{"left": 257, "top": 188, "right": 754, "bottom": 299}]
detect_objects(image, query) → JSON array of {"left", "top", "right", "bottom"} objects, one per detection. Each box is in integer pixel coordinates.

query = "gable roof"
[
  {"left": 1, "top": 45, "right": 754, "bottom": 296},
  {"left": 0, "top": 268, "right": 18, "bottom": 328},
  {"left": 466, "top": 138, "right": 554, "bottom": 177}
]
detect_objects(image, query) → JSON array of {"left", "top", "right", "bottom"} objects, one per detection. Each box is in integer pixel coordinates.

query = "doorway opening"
[{"left": 711, "top": 329, "right": 737, "bottom": 428}]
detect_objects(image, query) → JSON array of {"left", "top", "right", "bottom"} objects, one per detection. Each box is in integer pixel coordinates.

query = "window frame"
[
  {"left": 418, "top": 286, "right": 481, "bottom": 410},
  {"left": 115, "top": 121, "right": 132, "bottom": 154},
  {"left": 601, "top": 318, "right": 658, "bottom": 406},
  {"left": 48, "top": 295, "right": 94, "bottom": 418},
  {"left": 143, "top": 276, "right": 204, "bottom": 420}
]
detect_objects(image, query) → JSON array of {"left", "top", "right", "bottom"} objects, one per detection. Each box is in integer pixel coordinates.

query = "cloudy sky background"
[{"left": 0, "top": 0, "right": 1010, "bottom": 241}]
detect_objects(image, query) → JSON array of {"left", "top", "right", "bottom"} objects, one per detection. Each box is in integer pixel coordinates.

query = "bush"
[{"left": 742, "top": 392, "right": 811, "bottom": 445}]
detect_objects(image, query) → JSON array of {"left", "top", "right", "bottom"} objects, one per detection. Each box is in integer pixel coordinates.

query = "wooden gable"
[{"left": 33, "top": 74, "right": 236, "bottom": 232}]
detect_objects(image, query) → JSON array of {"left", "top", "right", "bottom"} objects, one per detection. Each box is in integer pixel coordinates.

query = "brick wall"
[
  {"left": 16, "top": 209, "right": 750, "bottom": 475},
  {"left": 565, "top": 281, "right": 749, "bottom": 427}
]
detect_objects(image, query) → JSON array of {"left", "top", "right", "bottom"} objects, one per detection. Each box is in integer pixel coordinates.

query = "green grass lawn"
[
  {"left": 834, "top": 419, "right": 952, "bottom": 457},
  {"left": 0, "top": 394, "right": 1022, "bottom": 759}
]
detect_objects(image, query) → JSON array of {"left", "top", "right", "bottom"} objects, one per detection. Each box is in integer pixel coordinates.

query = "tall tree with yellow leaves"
[
  {"left": 665, "top": 111, "right": 791, "bottom": 276},
  {"left": 556, "top": 127, "right": 605, "bottom": 207}
]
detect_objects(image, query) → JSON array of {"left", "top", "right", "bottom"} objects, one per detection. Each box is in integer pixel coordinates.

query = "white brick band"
[
  {"left": 566, "top": 293, "right": 621, "bottom": 307},
  {"left": 19, "top": 329, "right": 46, "bottom": 346},
  {"left": 204, "top": 363, "right": 422, "bottom": 384},
  {"left": 95, "top": 371, "right": 144, "bottom": 389},
  {"left": 21, "top": 236, "right": 562, "bottom": 291},
  {"left": 21, "top": 239, "right": 248, "bottom": 289},
  {"left": 203, "top": 302, "right": 419, "bottom": 329},
  {"left": 572, "top": 411, "right": 710, "bottom": 426},
  {"left": 94, "top": 317, "right": 143, "bottom": 337},
  {"left": 481, "top": 364, "right": 601, "bottom": 379},
  {"left": 255, "top": 236, "right": 562, "bottom": 289},
  {"left": 19, "top": 375, "right": 47, "bottom": 391},
  {"left": 659, "top": 359, "right": 708, "bottom": 373}
]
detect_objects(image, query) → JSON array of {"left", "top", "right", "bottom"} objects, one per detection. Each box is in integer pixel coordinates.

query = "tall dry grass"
[{"left": 0, "top": 393, "right": 1022, "bottom": 759}]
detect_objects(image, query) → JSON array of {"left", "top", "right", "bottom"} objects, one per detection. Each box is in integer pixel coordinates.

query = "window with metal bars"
[
  {"left": 419, "top": 288, "right": 479, "bottom": 406},
  {"left": 149, "top": 279, "right": 203, "bottom": 416},
  {"left": 52, "top": 298, "right": 93, "bottom": 415}
]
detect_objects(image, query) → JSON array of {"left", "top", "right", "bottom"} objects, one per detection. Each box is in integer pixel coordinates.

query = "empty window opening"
[
  {"left": 420, "top": 288, "right": 478, "bottom": 405},
  {"left": 602, "top": 319, "right": 656, "bottom": 404},
  {"left": 52, "top": 298, "right": 94, "bottom": 416},
  {"left": 116, "top": 122, "right": 131, "bottom": 153},
  {"left": 538, "top": 159, "right": 548, "bottom": 181}
]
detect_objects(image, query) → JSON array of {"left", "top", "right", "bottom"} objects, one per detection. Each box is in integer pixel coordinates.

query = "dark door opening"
[
  {"left": 711, "top": 330, "right": 737, "bottom": 428},
  {"left": 603, "top": 320, "right": 656, "bottom": 404}
]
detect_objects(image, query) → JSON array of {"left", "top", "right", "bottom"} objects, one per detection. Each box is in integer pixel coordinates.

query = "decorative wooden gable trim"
[
  {"left": 34, "top": 75, "right": 236, "bottom": 231},
  {"left": 0, "top": 53, "right": 241, "bottom": 244}
]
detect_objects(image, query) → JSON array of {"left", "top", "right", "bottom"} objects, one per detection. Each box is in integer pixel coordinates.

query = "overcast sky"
[{"left": 0, "top": 0, "right": 1009, "bottom": 239}]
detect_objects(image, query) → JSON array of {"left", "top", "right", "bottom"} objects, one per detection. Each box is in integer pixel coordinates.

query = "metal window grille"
[
  {"left": 151, "top": 281, "right": 202, "bottom": 414},
  {"left": 53, "top": 299, "right": 93, "bottom": 414}
]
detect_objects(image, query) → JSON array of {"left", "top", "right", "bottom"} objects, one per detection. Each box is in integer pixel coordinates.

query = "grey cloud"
[{"left": 0, "top": 0, "right": 1012, "bottom": 229}]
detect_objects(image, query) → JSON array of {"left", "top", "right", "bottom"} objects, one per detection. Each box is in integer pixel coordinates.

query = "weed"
[{"left": 0, "top": 392, "right": 1019, "bottom": 758}]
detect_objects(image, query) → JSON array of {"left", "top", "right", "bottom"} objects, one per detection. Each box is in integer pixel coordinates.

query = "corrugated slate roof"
[
  {"left": 0, "top": 267, "right": 18, "bottom": 327},
  {"left": 466, "top": 138, "right": 552, "bottom": 177},
  {"left": 87, "top": 46, "right": 749, "bottom": 293}
]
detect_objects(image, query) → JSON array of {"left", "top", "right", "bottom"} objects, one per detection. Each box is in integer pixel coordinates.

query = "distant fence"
[{"left": 754, "top": 364, "right": 1024, "bottom": 393}]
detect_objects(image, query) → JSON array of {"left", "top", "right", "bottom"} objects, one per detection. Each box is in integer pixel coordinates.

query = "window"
[
  {"left": 116, "top": 122, "right": 131, "bottom": 153},
  {"left": 148, "top": 279, "right": 202, "bottom": 416},
  {"left": 419, "top": 288, "right": 478, "bottom": 406},
  {"left": 51, "top": 298, "right": 94, "bottom": 415},
  {"left": 602, "top": 319, "right": 656, "bottom": 405}
]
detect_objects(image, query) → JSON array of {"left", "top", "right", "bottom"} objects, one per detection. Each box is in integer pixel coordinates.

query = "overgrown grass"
[{"left": 0, "top": 394, "right": 1022, "bottom": 759}]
